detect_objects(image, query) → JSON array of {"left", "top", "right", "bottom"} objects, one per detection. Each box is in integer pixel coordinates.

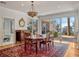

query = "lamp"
[{"left": 27, "top": 1, "right": 37, "bottom": 17}]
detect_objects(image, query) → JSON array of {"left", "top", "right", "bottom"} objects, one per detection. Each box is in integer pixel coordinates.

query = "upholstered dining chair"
[
  {"left": 40, "top": 33, "right": 52, "bottom": 50},
  {"left": 24, "top": 31, "right": 31, "bottom": 38},
  {"left": 25, "top": 37, "right": 37, "bottom": 55}
]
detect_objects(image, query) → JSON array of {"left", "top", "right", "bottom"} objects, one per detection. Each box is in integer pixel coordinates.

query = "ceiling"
[{"left": 0, "top": 1, "right": 79, "bottom": 16}]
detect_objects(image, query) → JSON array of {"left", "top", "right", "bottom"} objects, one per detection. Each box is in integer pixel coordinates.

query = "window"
[
  {"left": 53, "top": 17, "right": 61, "bottom": 32},
  {"left": 61, "top": 17, "right": 67, "bottom": 35},
  {"left": 42, "top": 21, "right": 49, "bottom": 34},
  {"left": 27, "top": 20, "right": 32, "bottom": 33},
  {"left": 53, "top": 16, "right": 75, "bottom": 35},
  {"left": 27, "top": 19, "right": 38, "bottom": 35},
  {"left": 70, "top": 16, "right": 75, "bottom": 35},
  {"left": 32, "top": 20, "right": 38, "bottom": 35}
]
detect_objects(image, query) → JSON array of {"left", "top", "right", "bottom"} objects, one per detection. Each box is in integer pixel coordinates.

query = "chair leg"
[
  {"left": 47, "top": 42, "right": 51, "bottom": 50},
  {"left": 52, "top": 42, "right": 54, "bottom": 47},
  {"left": 42, "top": 44, "right": 45, "bottom": 50},
  {"left": 46, "top": 43, "right": 48, "bottom": 51},
  {"left": 40, "top": 43, "right": 41, "bottom": 49},
  {"left": 48, "top": 43, "right": 49, "bottom": 47}
]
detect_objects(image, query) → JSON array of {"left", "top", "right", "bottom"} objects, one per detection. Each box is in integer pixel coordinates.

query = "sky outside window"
[
  {"left": 70, "top": 16, "right": 75, "bottom": 27},
  {"left": 61, "top": 17, "right": 67, "bottom": 28}
]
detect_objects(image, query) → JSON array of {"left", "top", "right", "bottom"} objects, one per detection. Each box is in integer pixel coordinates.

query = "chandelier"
[{"left": 27, "top": 1, "right": 37, "bottom": 17}]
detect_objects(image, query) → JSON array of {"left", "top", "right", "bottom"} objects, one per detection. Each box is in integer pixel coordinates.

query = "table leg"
[
  {"left": 36, "top": 43, "right": 37, "bottom": 54},
  {"left": 25, "top": 41, "right": 26, "bottom": 52}
]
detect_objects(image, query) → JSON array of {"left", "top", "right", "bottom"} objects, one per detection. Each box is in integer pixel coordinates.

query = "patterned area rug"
[
  {"left": 0, "top": 42, "right": 68, "bottom": 57},
  {"left": 54, "top": 42, "right": 68, "bottom": 57},
  {"left": 20, "top": 42, "right": 68, "bottom": 57}
]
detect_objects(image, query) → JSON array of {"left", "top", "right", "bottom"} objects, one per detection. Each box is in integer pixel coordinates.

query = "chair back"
[
  {"left": 35, "top": 33, "right": 40, "bottom": 37},
  {"left": 24, "top": 32, "right": 31, "bottom": 38},
  {"left": 45, "top": 33, "right": 50, "bottom": 41}
]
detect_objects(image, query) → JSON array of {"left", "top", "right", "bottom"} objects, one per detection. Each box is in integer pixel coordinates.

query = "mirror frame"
[{"left": 19, "top": 18, "right": 25, "bottom": 27}]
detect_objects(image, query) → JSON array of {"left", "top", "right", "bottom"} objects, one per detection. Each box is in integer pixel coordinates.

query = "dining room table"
[{"left": 24, "top": 37, "right": 46, "bottom": 54}]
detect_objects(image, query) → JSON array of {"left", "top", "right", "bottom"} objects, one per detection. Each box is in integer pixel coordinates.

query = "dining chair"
[
  {"left": 40, "top": 33, "right": 52, "bottom": 50},
  {"left": 24, "top": 31, "right": 31, "bottom": 38},
  {"left": 25, "top": 37, "right": 37, "bottom": 55}
]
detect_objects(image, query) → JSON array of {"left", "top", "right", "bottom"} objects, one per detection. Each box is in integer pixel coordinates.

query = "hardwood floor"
[{"left": 64, "top": 42, "right": 79, "bottom": 57}]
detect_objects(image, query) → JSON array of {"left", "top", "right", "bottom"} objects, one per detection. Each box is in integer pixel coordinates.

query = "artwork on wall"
[{"left": 19, "top": 18, "right": 25, "bottom": 27}]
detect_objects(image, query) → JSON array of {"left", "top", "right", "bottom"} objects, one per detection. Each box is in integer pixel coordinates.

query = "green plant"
[
  {"left": 53, "top": 31, "right": 58, "bottom": 38},
  {"left": 47, "top": 31, "right": 52, "bottom": 34},
  {"left": 46, "top": 31, "right": 59, "bottom": 38}
]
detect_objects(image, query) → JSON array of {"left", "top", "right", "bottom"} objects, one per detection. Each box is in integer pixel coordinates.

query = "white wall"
[
  {"left": 0, "top": 6, "right": 29, "bottom": 46},
  {"left": 0, "top": 6, "right": 29, "bottom": 30}
]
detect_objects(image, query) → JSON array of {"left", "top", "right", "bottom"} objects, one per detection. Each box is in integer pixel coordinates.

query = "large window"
[
  {"left": 32, "top": 20, "right": 38, "bottom": 35},
  {"left": 27, "top": 21, "right": 32, "bottom": 33},
  {"left": 61, "top": 17, "right": 67, "bottom": 35},
  {"left": 27, "top": 16, "right": 75, "bottom": 36},
  {"left": 70, "top": 16, "right": 75, "bottom": 35},
  {"left": 42, "top": 21, "right": 49, "bottom": 34},
  {"left": 53, "top": 16, "right": 75, "bottom": 36},
  {"left": 53, "top": 17, "right": 61, "bottom": 32},
  {"left": 27, "top": 19, "right": 38, "bottom": 35}
]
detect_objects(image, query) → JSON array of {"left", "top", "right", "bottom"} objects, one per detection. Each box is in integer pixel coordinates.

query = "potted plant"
[
  {"left": 46, "top": 31, "right": 59, "bottom": 39},
  {"left": 51, "top": 31, "right": 59, "bottom": 40},
  {"left": 53, "top": 31, "right": 58, "bottom": 38}
]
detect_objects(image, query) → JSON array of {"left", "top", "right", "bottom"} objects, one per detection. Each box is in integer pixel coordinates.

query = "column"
[
  {"left": 67, "top": 17, "right": 70, "bottom": 35},
  {"left": 74, "top": 9, "right": 79, "bottom": 48},
  {"left": 38, "top": 19, "right": 42, "bottom": 35}
]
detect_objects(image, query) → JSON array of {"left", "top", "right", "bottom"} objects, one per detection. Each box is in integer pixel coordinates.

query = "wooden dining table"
[{"left": 24, "top": 37, "right": 46, "bottom": 54}]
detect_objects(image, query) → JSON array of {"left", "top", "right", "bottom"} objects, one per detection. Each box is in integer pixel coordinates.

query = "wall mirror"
[{"left": 19, "top": 18, "right": 25, "bottom": 27}]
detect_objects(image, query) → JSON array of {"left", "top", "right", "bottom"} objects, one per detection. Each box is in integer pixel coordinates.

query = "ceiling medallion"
[{"left": 27, "top": 1, "right": 37, "bottom": 17}]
